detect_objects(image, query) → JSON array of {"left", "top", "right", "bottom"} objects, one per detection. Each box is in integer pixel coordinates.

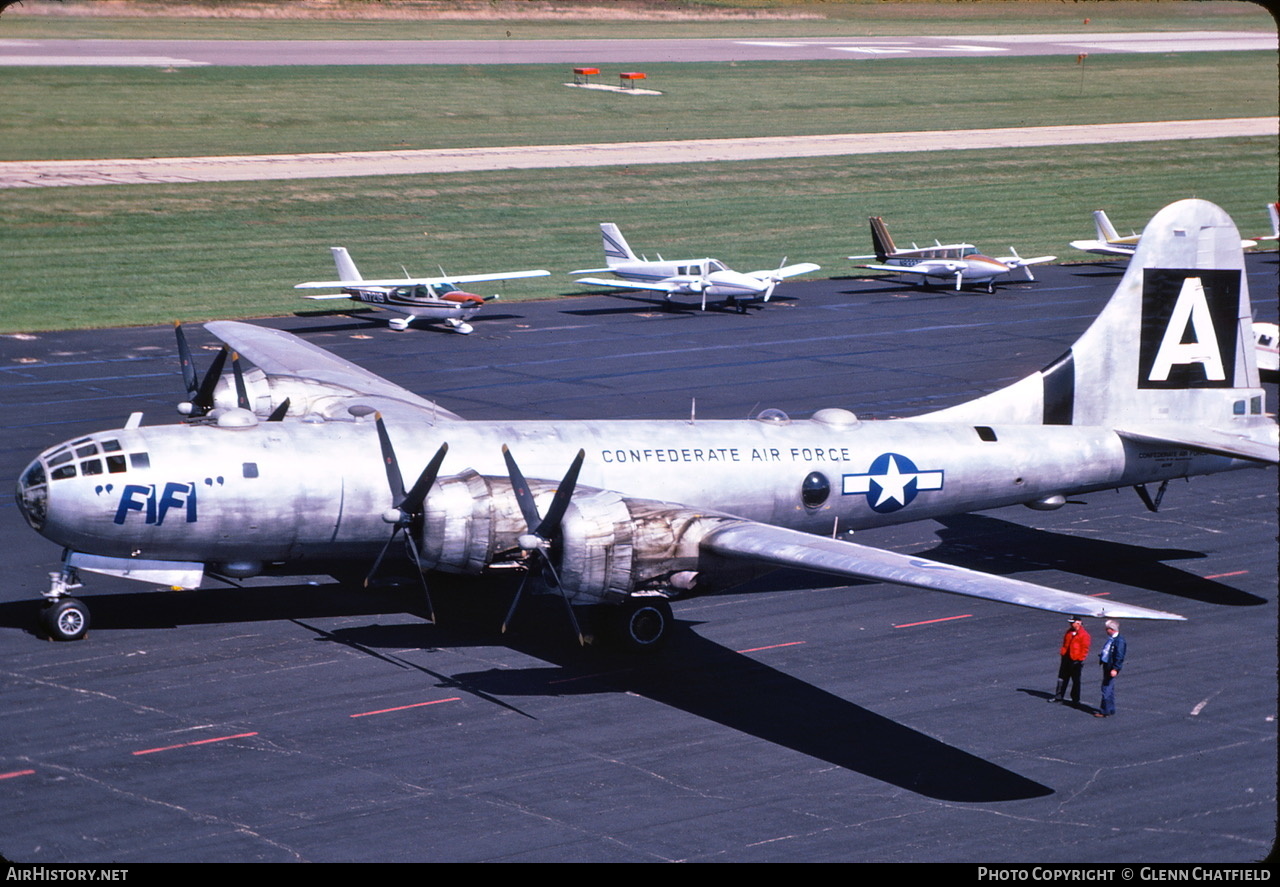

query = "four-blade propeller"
[
  {"left": 366, "top": 415, "right": 449, "bottom": 624},
  {"left": 501, "top": 444, "right": 587, "bottom": 645}
]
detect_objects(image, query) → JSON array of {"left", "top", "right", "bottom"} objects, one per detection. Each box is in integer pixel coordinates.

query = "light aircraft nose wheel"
[
  {"left": 612, "top": 598, "right": 672, "bottom": 652},
  {"left": 41, "top": 598, "right": 90, "bottom": 641}
]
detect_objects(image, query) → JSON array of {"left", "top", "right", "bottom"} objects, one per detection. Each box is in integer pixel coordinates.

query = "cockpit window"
[
  {"left": 81, "top": 459, "right": 103, "bottom": 476},
  {"left": 47, "top": 451, "right": 73, "bottom": 468},
  {"left": 51, "top": 464, "right": 76, "bottom": 481},
  {"left": 75, "top": 444, "right": 98, "bottom": 458},
  {"left": 106, "top": 455, "right": 127, "bottom": 473},
  {"left": 101, "top": 439, "right": 122, "bottom": 452},
  {"left": 22, "top": 462, "right": 45, "bottom": 488}
]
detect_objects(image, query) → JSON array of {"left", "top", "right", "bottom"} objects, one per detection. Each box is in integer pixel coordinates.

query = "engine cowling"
[{"left": 417, "top": 471, "right": 739, "bottom": 605}]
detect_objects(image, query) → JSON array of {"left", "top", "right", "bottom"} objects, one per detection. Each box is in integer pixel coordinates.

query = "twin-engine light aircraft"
[
  {"left": 16, "top": 201, "right": 1277, "bottom": 653},
  {"left": 1071, "top": 209, "right": 1258, "bottom": 259},
  {"left": 295, "top": 247, "right": 549, "bottom": 333},
  {"left": 852, "top": 216, "right": 1055, "bottom": 293},
  {"left": 572, "top": 223, "right": 819, "bottom": 312}
]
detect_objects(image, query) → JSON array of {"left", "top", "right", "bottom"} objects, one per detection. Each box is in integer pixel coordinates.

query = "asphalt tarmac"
[{"left": 0, "top": 258, "right": 1275, "bottom": 863}]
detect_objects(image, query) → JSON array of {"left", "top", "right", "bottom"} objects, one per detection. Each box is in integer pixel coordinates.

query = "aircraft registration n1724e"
[
  {"left": 572, "top": 222, "right": 819, "bottom": 312},
  {"left": 295, "top": 246, "right": 549, "bottom": 333},
  {"left": 15, "top": 200, "right": 1277, "bottom": 650}
]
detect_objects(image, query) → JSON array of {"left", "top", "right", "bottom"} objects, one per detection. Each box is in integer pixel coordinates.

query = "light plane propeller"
[{"left": 15, "top": 201, "right": 1277, "bottom": 665}]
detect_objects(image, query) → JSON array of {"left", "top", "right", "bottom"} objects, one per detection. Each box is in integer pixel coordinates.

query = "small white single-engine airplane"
[
  {"left": 295, "top": 247, "right": 550, "bottom": 333},
  {"left": 572, "top": 223, "right": 820, "bottom": 312},
  {"left": 16, "top": 201, "right": 1277, "bottom": 658},
  {"left": 1071, "top": 209, "right": 1257, "bottom": 259},
  {"left": 852, "top": 217, "right": 1055, "bottom": 293}
]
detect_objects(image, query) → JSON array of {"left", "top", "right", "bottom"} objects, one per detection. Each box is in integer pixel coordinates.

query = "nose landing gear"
[{"left": 40, "top": 568, "right": 89, "bottom": 641}]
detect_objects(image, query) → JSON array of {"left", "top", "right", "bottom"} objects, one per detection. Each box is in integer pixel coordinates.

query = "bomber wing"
[
  {"left": 700, "top": 520, "right": 1185, "bottom": 621},
  {"left": 205, "top": 321, "right": 463, "bottom": 422},
  {"left": 295, "top": 269, "right": 550, "bottom": 291}
]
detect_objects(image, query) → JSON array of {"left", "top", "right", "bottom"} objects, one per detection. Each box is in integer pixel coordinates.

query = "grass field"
[
  {"left": 2, "top": 53, "right": 1276, "bottom": 161},
  {"left": 0, "top": 1, "right": 1274, "bottom": 333},
  {"left": 2, "top": 136, "right": 1272, "bottom": 332}
]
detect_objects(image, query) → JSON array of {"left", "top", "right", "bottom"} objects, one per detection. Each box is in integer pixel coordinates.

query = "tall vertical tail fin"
[
  {"left": 869, "top": 217, "right": 897, "bottom": 261},
  {"left": 1094, "top": 210, "right": 1122, "bottom": 244},
  {"left": 600, "top": 223, "right": 637, "bottom": 267},
  {"left": 330, "top": 247, "right": 363, "bottom": 283},
  {"left": 919, "top": 200, "right": 1275, "bottom": 459}
]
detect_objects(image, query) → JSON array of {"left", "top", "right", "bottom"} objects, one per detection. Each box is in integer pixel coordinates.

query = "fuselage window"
[
  {"left": 129, "top": 452, "right": 150, "bottom": 470},
  {"left": 801, "top": 471, "right": 831, "bottom": 509},
  {"left": 243, "top": 462, "right": 259, "bottom": 478}
]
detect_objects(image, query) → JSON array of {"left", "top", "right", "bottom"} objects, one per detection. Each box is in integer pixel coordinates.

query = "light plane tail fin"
[
  {"left": 600, "top": 223, "right": 638, "bottom": 267},
  {"left": 919, "top": 199, "right": 1276, "bottom": 461},
  {"left": 868, "top": 217, "right": 897, "bottom": 261},
  {"left": 330, "top": 247, "right": 363, "bottom": 284},
  {"left": 1093, "top": 210, "right": 1122, "bottom": 244}
]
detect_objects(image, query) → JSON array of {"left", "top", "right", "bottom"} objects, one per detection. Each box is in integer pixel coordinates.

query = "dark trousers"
[{"left": 1056, "top": 655, "right": 1084, "bottom": 704}]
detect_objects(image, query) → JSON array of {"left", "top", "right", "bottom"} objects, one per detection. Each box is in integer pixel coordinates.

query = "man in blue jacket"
[{"left": 1095, "top": 620, "right": 1126, "bottom": 718}]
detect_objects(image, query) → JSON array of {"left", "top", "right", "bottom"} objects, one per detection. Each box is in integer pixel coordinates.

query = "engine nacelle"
[{"left": 417, "top": 471, "right": 739, "bottom": 605}]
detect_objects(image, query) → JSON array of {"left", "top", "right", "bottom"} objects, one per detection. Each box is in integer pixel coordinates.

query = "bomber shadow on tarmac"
[{"left": 317, "top": 594, "right": 1055, "bottom": 804}]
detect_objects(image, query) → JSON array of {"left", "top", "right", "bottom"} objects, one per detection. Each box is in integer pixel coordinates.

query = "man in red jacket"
[{"left": 1051, "top": 616, "right": 1091, "bottom": 706}]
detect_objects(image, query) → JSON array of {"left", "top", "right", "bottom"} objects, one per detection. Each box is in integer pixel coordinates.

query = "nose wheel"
[{"left": 41, "top": 597, "right": 90, "bottom": 641}]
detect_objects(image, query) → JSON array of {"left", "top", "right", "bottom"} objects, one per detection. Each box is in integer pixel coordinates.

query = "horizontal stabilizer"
[
  {"left": 701, "top": 521, "right": 1185, "bottom": 621},
  {"left": 1116, "top": 425, "right": 1279, "bottom": 464}
]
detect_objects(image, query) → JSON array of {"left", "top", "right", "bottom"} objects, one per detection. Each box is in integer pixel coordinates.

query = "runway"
[
  {"left": 0, "top": 258, "right": 1274, "bottom": 862},
  {"left": 0, "top": 31, "right": 1273, "bottom": 67}
]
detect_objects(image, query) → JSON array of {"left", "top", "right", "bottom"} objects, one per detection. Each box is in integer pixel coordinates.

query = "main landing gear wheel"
[
  {"left": 612, "top": 597, "right": 672, "bottom": 652},
  {"left": 42, "top": 597, "right": 89, "bottom": 641}
]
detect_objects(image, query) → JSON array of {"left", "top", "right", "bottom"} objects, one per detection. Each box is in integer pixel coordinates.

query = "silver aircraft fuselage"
[{"left": 19, "top": 410, "right": 1243, "bottom": 574}]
